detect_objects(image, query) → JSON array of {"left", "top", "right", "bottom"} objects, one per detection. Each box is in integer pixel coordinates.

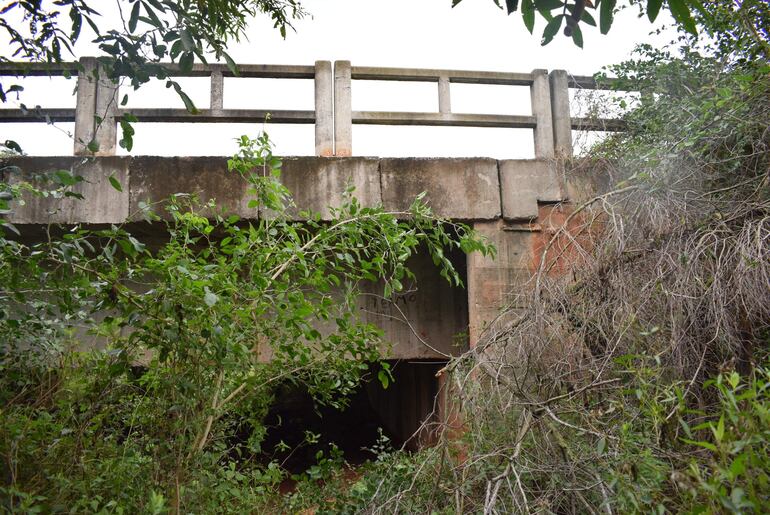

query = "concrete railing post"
[
  {"left": 210, "top": 68, "right": 224, "bottom": 114},
  {"left": 438, "top": 75, "right": 451, "bottom": 114},
  {"left": 314, "top": 60, "right": 334, "bottom": 157},
  {"left": 549, "top": 70, "right": 573, "bottom": 158},
  {"left": 530, "top": 69, "right": 555, "bottom": 159},
  {"left": 74, "top": 57, "right": 118, "bottom": 156},
  {"left": 333, "top": 60, "right": 352, "bottom": 157},
  {"left": 94, "top": 65, "right": 118, "bottom": 155},
  {"left": 74, "top": 57, "right": 97, "bottom": 156}
]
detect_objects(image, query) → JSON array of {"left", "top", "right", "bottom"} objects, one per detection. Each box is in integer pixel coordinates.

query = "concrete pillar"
[
  {"left": 74, "top": 57, "right": 97, "bottom": 155},
  {"left": 438, "top": 76, "right": 451, "bottom": 114},
  {"left": 333, "top": 60, "right": 352, "bottom": 157},
  {"left": 210, "top": 69, "right": 224, "bottom": 113},
  {"left": 467, "top": 220, "right": 533, "bottom": 347},
  {"left": 94, "top": 66, "right": 118, "bottom": 156},
  {"left": 314, "top": 60, "right": 334, "bottom": 157},
  {"left": 74, "top": 57, "right": 118, "bottom": 156},
  {"left": 549, "top": 70, "right": 573, "bottom": 158},
  {"left": 530, "top": 69, "right": 555, "bottom": 159}
]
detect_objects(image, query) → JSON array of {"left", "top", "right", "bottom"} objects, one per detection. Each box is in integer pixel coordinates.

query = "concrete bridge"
[{"left": 0, "top": 59, "right": 620, "bottom": 448}]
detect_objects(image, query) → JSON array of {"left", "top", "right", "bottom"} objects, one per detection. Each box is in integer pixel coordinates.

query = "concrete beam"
[
  {"left": 128, "top": 157, "right": 257, "bottom": 219},
  {"left": 2, "top": 156, "right": 129, "bottom": 224},
  {"left": 2, "top": 156, "right": 570, "bottom": 225},
  {"left": 499, "top": 159, "right": 563, "bottom": 220},
  {"left": 266, "top": 157, "right": 381, "bottom": 220},
  {"left": 380, "top": 158, "right": 500, "bottom": 220}
]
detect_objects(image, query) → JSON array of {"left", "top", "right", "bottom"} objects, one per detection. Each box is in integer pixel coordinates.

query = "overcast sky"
[{"left": 2, "top": 0, "right": 675, "bottom": 158}]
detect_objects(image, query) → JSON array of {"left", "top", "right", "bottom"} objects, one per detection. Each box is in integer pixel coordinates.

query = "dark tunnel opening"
[{"left": 258, "top": 360, "right": 446, "bottom": 474}]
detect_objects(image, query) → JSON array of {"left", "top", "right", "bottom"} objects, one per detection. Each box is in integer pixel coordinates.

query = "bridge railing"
[{"left": 0, "top": 58, "right": 626, "bottom": 158}]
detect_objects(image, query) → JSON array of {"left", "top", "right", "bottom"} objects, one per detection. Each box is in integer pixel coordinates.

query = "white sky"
[{"left": 1, "top": 0, "right": 675, "bottom": 158}]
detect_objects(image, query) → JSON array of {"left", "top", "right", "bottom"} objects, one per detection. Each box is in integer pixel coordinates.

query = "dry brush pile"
[{"left": 304, "top": 47, "right": 770, "bottom": 515}]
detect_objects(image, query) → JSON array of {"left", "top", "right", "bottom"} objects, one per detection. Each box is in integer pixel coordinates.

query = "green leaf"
[
  {"left": 571, "top": 23, "right": 583, "bottom": 47},
  {"left": 729, "top": 454, "right": 746, "bottom": 479},
  {"left": 646, "top": 0, "right": 663, "bottom": 22},
  {"left": 682, "top": 438, "right": 717, "bottom": 452},
  {"left": 378, "top": 370, "right": 389, "bottom": 389},
  {"left": 713, "top": 415, "right": 725, "bottom": 443},
  {"left": 222, "top": 51, "right": 239, "bottom": 76},
  {"left": 54, "top": 170, "right": 83, "bottom": 186},
  {"left": 128, "top": 1, "right": 140, "bottom": 32},
  {"left": 171, "top": 82, "right": 198, "bottom": 113},
  {"left": 541, "top": 15, "right": 564, "bottom": 45},
  {"left": 580, "top": 9, "right": 597, "bottom": 26},
  {"left": 108, "top": 174, "right": 123, "bottom": 192},
  {"left": 505, "top": 0, "right": 519, "bottom": 13},
  {"left": 179, "top": 52, "right": 194, "bottom": 73},
  {"left": 668, "top": 0, "right": 697, "bottom": 35},
  {"left": 599, "top": 0, "right": 616, "bottom": 34},
  {"left": 522, "top": 0, "right": 535, "bottom": 33},
  {"left": 535, "top": 0, "right": 564, "bottom": 10}
]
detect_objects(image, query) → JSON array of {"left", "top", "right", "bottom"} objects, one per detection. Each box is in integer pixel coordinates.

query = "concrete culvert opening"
[{"left": 260, "top": 360, "right": 447, "bottom": 474}]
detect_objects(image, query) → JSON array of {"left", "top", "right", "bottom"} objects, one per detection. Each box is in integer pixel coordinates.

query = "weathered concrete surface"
[
  {"left": 2, "top": 156, "right": 129, "bottom": 224},
  {"left": 467, "top": 220, "right": 534, "bottom": 347},
  {"left": 129, "top": 156, "right": 256, "bottom": 219},
  {"left": 380, "top": 158, "right": 500, "bottom": 219},
  {"left": 499, "top": 159, "right": 562, "bottom": 220},
  {"left": 1, "top": 155, "right": 573, "bottom": 360},
  {"left": 2, "top": 156, "right": 570, "bottom": 224},
  {"left": 254, "top": 249, "right": 469, "bottom": 362},
  {"left": 359, "top": 247, "right": 468, "bottom": 359},
  {"left": 270, "top": 157, "right": 381, "bottom": 220}
]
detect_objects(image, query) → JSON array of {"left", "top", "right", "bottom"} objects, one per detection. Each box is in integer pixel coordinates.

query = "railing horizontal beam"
[
  {"left": 568, "top": 75, "right": 631, "bottom": 91},
  {"left": 352, "top": 111, "right": 536, "bottom": 128},
  {"left": 352, "top": 66, "right": 533, "bottom": 85},
  {"left": 161, "top": 63, "right": 315, "bottom": 79},
  {"left": 0, "top": 62, "right": 316, "bottom": 80},
  {"left": 0, "top": 108, "right": 76, "bottom": 122},
  {"left": 117, "top": 108, "right": 315, "bottom": 124},
  {"left": 571, "top": 117, "right": 627, "bottom": 131},
  {"left": 0, "top": 62, "right": 78, "bottom": 76}
]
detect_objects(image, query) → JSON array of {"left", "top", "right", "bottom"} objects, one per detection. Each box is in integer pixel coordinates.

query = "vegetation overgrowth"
[
  {"left": 2, "top": 1, "right": 769, "bottom": 514},
  {"left": 0, "top": 133, "right": 492, "bottom": 512},
  {"left": 293, "top": 12, "right": 770, "bottom": 515}
]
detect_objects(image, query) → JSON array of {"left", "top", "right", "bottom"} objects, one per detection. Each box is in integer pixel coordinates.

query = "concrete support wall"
[
  {"left": 467, "top": 221, "right": 534, "bottom": 347},
  {"left": 1, "top": 155, "right": 572, "bottom": 361}
]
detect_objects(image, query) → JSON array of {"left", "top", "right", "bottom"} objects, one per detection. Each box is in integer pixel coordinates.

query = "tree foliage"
[
  {"left": 0, "top": 132, "right": 492, "bottom": 511},
  {"left": 453, "top": 0, "right": 770, "bottom": 53},
  {"left": 0, "top": 0, "right": 305, "bottom": 125}
]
